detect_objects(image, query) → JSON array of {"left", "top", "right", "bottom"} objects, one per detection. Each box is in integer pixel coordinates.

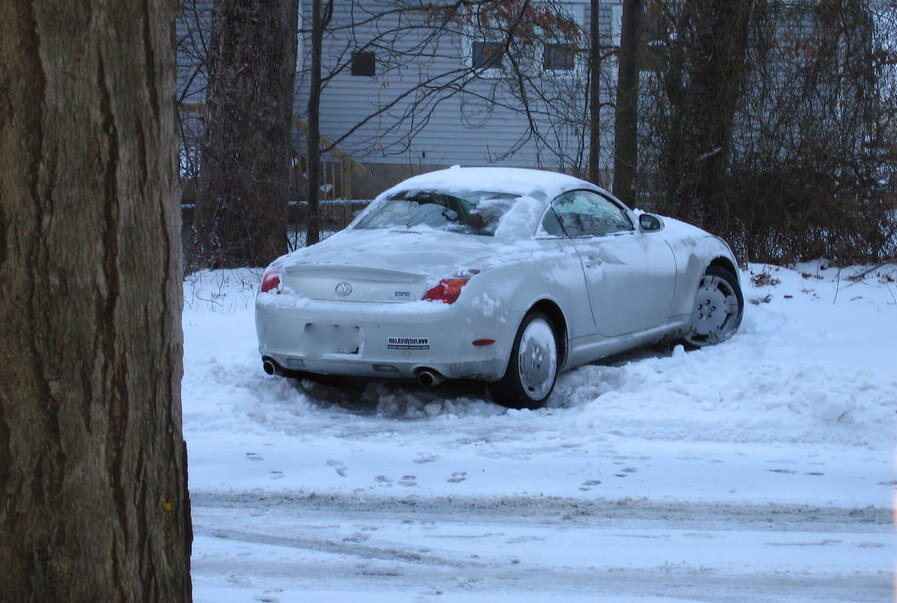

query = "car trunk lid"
[
  {"left": 280, "top": 229, "right": 495, "bottom": 302},
  {"left": 281, "top": 265, "right": 431, "bottom": 302}
]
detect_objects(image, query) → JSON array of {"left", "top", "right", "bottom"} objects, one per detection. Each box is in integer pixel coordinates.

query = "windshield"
[{"left": 353, "top": 190, "right": 519, "bottom": 236}]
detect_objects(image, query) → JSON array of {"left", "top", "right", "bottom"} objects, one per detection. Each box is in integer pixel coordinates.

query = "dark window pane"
[
  {"left": 540, "top": 208, "right": 566, "bottom": 237},
  {"left": 543, "top": 43, "right": 575, "bottom": 70},
  {"left": 351, "top": 51, "right": 375, "bottom": 76},
  {"left": 472, "top": 41, "right": 504, "bottom": 69}
]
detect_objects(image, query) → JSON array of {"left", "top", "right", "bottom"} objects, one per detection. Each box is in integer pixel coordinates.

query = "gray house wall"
[
  {"left": 175, "top": 1, "right": 873, "bottom": 201},
  {"left": 176, "top": 1, "right": 622, "bottom": 198},
  {"left": 295, "top": 1, "right": 621, "bottom": 196}
]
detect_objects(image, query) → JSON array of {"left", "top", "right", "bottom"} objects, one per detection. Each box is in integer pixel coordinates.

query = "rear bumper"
[{"left": 255, "top": 294, "right": 510, "bottom": 381}]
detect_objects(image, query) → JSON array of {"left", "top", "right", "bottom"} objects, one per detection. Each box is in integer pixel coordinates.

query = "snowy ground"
[{"left": 182, "top": 262, "right": 897, "bottom": 602}]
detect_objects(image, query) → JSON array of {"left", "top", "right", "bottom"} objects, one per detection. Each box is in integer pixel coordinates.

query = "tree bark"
[
  {"left": 306, "top": 0, "right": 326, "bottom": 247},
  {"left": 192, "top": 0, "right": 298, "bottom": 268},
  {"left": 613, "top": 0, "right": 643, "bottom": 206},
  {"left": 305, "top": 0, "right": 334, "bottom": 247},
  {"left": 674, "top": 0, "right": 754, "bottom": 235},
  {"left": 0, "top": 1, "right": 192, "bottom": 600},
  {"left": 588, "top": 0, "right": 602, "bottom": 185}
]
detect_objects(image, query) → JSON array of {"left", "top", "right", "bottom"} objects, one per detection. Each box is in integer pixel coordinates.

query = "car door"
[{"left": 547, "top": 190, "right": 677, "bottom": 337}]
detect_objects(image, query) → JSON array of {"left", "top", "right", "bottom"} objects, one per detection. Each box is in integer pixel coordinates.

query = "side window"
[
  {"left": 550, "top": 190, "right": 633, "bottom": 237},
  {"left": 539, "top": 207, "right": 566, "bottom": 237}
]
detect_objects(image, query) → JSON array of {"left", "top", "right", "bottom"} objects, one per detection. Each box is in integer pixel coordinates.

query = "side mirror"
[{"left": 639, "top": 213, "right": 663, "bottom": 232}]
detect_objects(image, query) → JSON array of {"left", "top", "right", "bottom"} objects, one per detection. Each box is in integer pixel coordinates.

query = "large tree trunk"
[
  {"left": 192, "top": 0, "right": 298, "bottom": 268},
  {"left": 0, "top": 1, "right": 192, "bottom": 600},
  {"left": 587, "top": 0, "right": 602, "bottom": 185},
  {"left": 662, "top": 11, "right": 688, "bottom": 211},
  {"left": 674, "top": 0, "right": 754, "bottom": 235},
  {"left": 613, "top": 0, "right": 643, "bottom": 207}
]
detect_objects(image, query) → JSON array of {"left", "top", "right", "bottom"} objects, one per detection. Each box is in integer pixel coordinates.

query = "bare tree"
[
  {"left": 179, "top": 1, "right": 618, "bottom": 246},
  {"left": 192, "top": 0, "right": 299, "bottom": 269},
  {"left": 673, "top": 0, "right": 755, "bottom": 235},
  {"left": 306, "top": 0, "right": 333, "bottom": 247},
  {"left": 0, "top": 0, "right": 192, "bottom": 599},
  {"left": 613, "top": 0, "right": 643, "bottom": 205},
  {"left": 638, "top": 0, "right": 895, "bottom": 262},
  {"left": 588, "top": 0, "right": 603, "bottom": 184}
]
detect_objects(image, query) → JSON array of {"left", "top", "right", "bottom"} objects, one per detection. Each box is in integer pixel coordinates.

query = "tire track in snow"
[{"left": 191, "top": 490, "right": 892, "bottom": 532}]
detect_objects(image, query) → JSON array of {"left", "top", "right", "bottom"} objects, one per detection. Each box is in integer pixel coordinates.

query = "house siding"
[
  {"left": 176, "top": 1, "right": 623, "bottom": 196},
  {"left": 295, "top": 1, "right": 619, "bottom": 180}
]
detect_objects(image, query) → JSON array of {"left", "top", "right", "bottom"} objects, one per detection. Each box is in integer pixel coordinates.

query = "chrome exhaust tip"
[
  {"left": 262, "top": 358, "right": 277, "bottom": 375},
  {"left": 417, "top": 369, "right": 444, "bottom": 387}
]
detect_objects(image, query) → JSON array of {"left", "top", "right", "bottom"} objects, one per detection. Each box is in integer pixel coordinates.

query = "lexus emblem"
[{"left": 334, "top": 282, "right": 353, "bottom": 297}]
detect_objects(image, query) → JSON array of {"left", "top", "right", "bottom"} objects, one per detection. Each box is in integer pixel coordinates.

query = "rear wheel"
[
  {"left": 488, "top": 311, "right": 559, "bottom": 409},
  {"left": 684, "top": 265, "right": 743, "bottom": 347}
]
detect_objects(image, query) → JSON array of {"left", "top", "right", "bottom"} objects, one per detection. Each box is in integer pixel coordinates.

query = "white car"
[{"left": 256, "top": 167, "right": 743, "bottom": 408}]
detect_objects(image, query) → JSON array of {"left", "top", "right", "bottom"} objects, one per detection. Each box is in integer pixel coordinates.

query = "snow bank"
[
  {"left": 183, "top": 262, "right": 896, "bottom": 449},
  {"left": 181, "top": 261, "right": 896, "bottom": 601}
]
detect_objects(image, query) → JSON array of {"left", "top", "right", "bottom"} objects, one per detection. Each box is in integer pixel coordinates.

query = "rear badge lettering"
[
  {"left": 394, "top": 291, "right": 411, "bottom": 298},
  {"left": 388, "top": 337, "right": 430, "bottom": 350}
]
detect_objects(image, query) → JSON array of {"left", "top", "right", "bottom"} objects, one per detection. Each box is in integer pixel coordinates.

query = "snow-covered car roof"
[{"left": 376, "top": 166, "right": 599, "bottom": 202}]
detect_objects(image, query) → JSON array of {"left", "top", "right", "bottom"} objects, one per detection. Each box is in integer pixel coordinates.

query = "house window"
[
  {"left": 471, "top": 41, "right": 504, "bottom": 70},
  {"left": 543, "top": 43, "right": 575, "bottom": 70},
  {"left": 351, "top": 51, "right": 375, "bottom": 76}
]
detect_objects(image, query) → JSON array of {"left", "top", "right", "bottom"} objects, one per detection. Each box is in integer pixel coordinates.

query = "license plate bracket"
[{"left": 304, "top": 324, "right": 363, "bottom": 355}]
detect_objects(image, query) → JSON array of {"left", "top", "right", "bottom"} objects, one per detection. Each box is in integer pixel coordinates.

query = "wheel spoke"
[{"left": 724, "top": 294, "right": 739, "bottom": 314}]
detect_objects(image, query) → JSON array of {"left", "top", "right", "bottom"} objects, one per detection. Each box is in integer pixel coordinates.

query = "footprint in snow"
[
  {"left": 269, "top": 470, "right": 284, "bottom": 480},
  {"left": 447, "top": 472, "right": 467, "bottom": 483},
  {"left": 400, "top": 475, "right": 417, "bottom": 487},
  {"left": 326, "top": 459, "right": 348, "bottom": 477},
  {"left": 375, "top": 475, "right": 393, "bottom": 485},
  {"left": 414, "top": 454, "right": 439, "bottom": 464},
  {"left": 579, "top": 479, "right": 602, "bottom": 491},
  {"left": 245, "top": 452, "right": 263, "bottom": 462}
]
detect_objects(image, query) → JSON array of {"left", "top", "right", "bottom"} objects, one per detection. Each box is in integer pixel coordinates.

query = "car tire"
[
  {"left": 488, "top": 311, "right": 559, "bottom": 410},
  {"left": 683, "top": 265, "right": 744, "bottom": 348}
]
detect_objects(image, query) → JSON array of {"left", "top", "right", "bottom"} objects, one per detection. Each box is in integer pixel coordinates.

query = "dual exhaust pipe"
[
  {"left": 416, "top": 368, "right": 444, "bottom": 387},
  {"left": 263, "top": 357, "right": 444, "bottom": 388},
  {"left": 262, "top": 358, "right": 279, "bottom": 376}
]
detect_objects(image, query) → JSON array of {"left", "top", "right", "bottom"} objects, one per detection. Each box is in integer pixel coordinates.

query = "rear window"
[{"left": 354, "top": 190, "right": 519, "bottom": 236}]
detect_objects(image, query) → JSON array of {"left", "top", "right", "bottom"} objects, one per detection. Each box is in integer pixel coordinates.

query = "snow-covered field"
[{"left": 182, "top": 263, "right": 897, "bottom": 602}]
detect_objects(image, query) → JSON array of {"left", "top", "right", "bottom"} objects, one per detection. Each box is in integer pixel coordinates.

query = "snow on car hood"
[{"left": 658, "top": 215, "right": 738, "bottom": 261}]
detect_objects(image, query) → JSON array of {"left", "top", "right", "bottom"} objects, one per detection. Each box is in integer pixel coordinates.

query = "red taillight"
[
  {"left": 261, "top": 264, "right": 282, "bottom": 294},
  {"left": 422, "top": 278, "right": 470, "bottom": 304}
]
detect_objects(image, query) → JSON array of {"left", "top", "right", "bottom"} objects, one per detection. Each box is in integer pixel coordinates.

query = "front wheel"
[
  {"left": 684, "top": 265, "right": 744, "bottom": 347},
  {"left": 488, "top": 311, "right": 559, "bottom": 410}
]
